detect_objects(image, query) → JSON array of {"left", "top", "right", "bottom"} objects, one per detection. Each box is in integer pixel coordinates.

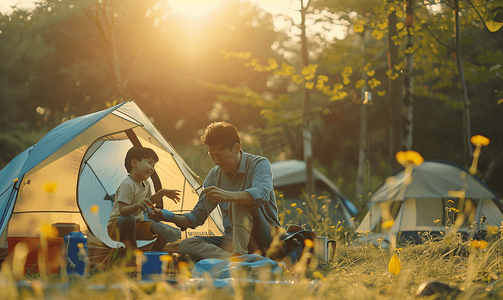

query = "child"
[{"left": 107, "top": 146, "right": 181, "bottom": 259}]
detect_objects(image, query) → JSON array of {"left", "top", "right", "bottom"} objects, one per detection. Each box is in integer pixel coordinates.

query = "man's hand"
[
  {"left": 163, "top": 189, "right": 181, "bottom": 203},
  {"left": 202, "top": 186, "right": 233, "bottom": 202},
  {"left": 148, "top": 208, "right": 164, "bottom": 222}
]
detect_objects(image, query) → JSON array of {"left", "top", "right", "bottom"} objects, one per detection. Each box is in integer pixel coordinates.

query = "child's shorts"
[{"left": 107, "top": 219, "right": 155, "bottom": 241}]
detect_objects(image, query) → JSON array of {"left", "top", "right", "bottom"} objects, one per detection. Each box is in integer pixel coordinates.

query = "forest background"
[{"left": 1, "top": 0, "right": 502, "bottom": 218}]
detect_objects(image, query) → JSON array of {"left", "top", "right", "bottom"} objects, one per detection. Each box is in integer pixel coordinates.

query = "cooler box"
[
  {"left": 142, "top": 251, "right": 171, "bottom": 279},
  {"left": 7, "top": 237, "right": 64, "bottom": 275},
  {"left": 64, "top": 231, "right": 88, "bottom": 275}
]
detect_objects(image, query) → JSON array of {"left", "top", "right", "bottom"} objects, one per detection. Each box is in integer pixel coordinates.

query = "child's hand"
[
  {"left": 164, "top": 189, "right": 181, "bottom": 203},
  {"left": 137, "top": 198, "right": 154, "bottom": 212}
]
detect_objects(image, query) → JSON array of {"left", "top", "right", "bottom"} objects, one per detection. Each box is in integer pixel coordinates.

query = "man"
[{"left": 151, "top": 121, "right": 281, "bottom": 261}]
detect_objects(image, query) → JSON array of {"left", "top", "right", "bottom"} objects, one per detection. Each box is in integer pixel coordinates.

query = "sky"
[
  {"left": 0, "top": 0, "right": 345, "bottom": 41},
  {"left": 0, "top": 0, "right": 296, "bottom": 16}
]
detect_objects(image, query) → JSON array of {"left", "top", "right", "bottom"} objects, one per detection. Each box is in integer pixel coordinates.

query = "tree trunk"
[
  {"left": 387, "top": 0, "right": 402, "bottom": 173},
  {"left": 454, "top": 0, "right": 473, "bottom": 167},
  {"left": 356, "top": 29, "right": 371, "bottom": 207},
  {"left": 300, "top": 0, "right": 314, "bottom": 199},
  {"left": 401, "top": 0, "right": 414, "bottom": 151}
]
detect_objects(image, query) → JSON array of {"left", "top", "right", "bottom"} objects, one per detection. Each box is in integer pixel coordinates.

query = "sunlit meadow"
[{"left": 1, "top": 136, "right": 502, "bottom": 299}]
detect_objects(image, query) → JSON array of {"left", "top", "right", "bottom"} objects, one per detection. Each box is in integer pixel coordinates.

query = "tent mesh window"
[{"left": 416, "top": 198, "right": 444, "bottom": 227}]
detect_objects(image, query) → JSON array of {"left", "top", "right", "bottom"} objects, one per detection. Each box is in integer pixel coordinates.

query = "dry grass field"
[{"left": 1, "top": 230, "right": 503, "bottom": 299}]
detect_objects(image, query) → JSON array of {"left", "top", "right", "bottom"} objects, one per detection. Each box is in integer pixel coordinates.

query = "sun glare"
[{"left": 167, "top": 0, "right": 222, "bottom": 17}]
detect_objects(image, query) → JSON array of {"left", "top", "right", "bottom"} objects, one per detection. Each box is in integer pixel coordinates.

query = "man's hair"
[
  {"left": 200, "top": 121, "right": 241, "bottom": 149},
  {"left": 124, "top": 146, "right": 159, "bottom": 173}
]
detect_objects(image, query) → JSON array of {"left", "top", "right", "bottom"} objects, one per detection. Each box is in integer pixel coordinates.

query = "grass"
[{"left": 2, "top": 231, "right": 503, "bottom": 299}]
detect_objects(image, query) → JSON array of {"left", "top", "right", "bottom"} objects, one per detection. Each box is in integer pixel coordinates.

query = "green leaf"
[
  {"left": 354, "top": 24, "right": 364, "bottom": 33},
  {"left": 486, "top": 20, "right": 503, "bottom": 32}
]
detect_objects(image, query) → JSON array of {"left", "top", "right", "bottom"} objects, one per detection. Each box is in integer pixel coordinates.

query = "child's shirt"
[{"left": 107, "top": 176, "right": 152, "bottom": 226}]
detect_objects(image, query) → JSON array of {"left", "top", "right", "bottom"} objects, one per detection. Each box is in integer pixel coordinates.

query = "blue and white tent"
[{"left": 0, "top": 100, "right": 224, "bottom": 250}]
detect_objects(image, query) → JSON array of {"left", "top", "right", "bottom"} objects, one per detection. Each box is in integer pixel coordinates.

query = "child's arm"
[
  {"left": 119, "top": 198, "right": 153, "bottom": 216},
  {"left": 149, "top": 189, "right": 181, "bottom": 206}
]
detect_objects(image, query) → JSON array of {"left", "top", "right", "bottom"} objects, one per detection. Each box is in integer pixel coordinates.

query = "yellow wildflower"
[
  {"left": 304, "top": 239, "right": 314, "bottom": 248},
  {"left": 41, "top": 224, "right": 59, "bottom": 238},
  {"left": 312, "top": 271, "right": 325, "bottom": 279},
  {"left": 471, "top": 135, "right": 490, "bottom": 146},
  {"left": 178, "top": 261, "right": 189, "bottom": 269},
  {"left": 160, "top": 255, "right": 172, "bottom": 262},
  {"left": 291, "top": 203, "right": 297, "bottom": 207},
  {"left": 382, "top": 220, "right": 395, "bottom": 229},
  {"left": 396, "top": 150, "right": 424, "bottom": 166},
  {"left": 90, "top": 205, "right": 100, "bottom": 214},
  {"left": 42, "top": 181, "right": 58, "bottom": 193},
  {"left": 388, "top": 254, "right": 401, "bottom": 275},
  {"left": 487, "top": 226, "right": 499, "bottom": 235},
  {"left": 469, "top": 240, "right": 488, "bottom": 250},
  {"left": 230, "top": 256, "right": 242, "bottom": 263}
]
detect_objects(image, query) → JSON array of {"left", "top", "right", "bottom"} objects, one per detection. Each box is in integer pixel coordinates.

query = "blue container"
[
  {"left": 142, "top": 251, "right": 170, "bottom": 278},
  {"left": 64, "top": 231, "right": 88, "bottom": 275}
]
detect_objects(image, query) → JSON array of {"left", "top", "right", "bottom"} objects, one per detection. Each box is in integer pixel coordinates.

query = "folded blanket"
[{"left": 192, "top": 254, "right": 285, "bottom": 280}]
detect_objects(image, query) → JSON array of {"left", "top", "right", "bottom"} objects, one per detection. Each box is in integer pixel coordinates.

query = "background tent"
[
  {"left": 0, "top": 100, "right": 224, "bottom": 254},
  {"left": 356, "top": 160, "right": 502, "bottom": 244},
  {"left": 271, "top": 160, "right": 357, "bottom": 228}
]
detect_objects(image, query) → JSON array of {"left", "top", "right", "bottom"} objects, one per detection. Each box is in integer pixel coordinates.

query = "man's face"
[{"left": 208, "top": 143, "right": 241, "bottom": 176}]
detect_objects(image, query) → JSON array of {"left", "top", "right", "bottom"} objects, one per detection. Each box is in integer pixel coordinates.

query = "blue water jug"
[{"left": 64, "top": 231, "right": 88, "bottom": 275}]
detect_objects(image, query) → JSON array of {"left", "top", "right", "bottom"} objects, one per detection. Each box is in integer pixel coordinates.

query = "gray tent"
[
  {"left": 271, "top": 160, "right": 357, "bottom": 227},
  {"left": 357, "top": 160, "right": 502, "bottom": 243}
]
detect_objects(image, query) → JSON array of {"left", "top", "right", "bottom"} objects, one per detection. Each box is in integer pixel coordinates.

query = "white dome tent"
[{"left": 356, "top": 160, "right": 502, "bottom": 246}]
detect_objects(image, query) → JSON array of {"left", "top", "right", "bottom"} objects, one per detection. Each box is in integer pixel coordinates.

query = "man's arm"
[
  {"left": 202, "top": 187, "right": 255, "bottom": 206},
  {"left": 148, "top": 209, "right": 192, "bottom": 229},
  {"left": 203, "top": 158, "right": 273, "bottom": 207}
]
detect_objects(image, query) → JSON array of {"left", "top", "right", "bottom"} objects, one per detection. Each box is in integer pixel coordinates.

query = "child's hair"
[
  {"left": 124, "top": 146, "right": 159, "bottom": 173},
  {"left": 200, "top": 121, "right": 241, "bottom": 149}
]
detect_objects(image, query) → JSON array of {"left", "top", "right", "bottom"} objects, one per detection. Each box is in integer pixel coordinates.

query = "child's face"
[{"left": 134, "top": 157, "right": 157, "bottom": 180}]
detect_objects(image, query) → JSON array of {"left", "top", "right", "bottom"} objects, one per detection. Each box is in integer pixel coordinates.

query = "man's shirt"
[{"left": 183, "top": 151, "right": 281, "bottom": 236}]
